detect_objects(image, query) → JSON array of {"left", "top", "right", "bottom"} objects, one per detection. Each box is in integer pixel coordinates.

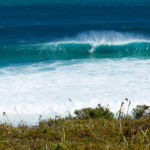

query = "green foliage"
[
  {"left": 74, "top": 104, "right": 114, "bottom": 119},
  {"left": 132, "top": 105, "right": 150, "bottom": 119}
]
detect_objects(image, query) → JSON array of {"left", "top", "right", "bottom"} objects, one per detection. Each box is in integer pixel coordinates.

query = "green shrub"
[
  {"left": 132, "top": 105, "right": 150, "bottom": 119},
  {"left": 74, "top": 104, "right": 114, "bottom": 119}
]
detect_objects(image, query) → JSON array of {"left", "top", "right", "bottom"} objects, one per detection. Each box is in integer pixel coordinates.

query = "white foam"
[
  {"left": 1, "top": 58, "right": 150, "bottom": 125},
  {"left": 48, "top": 31, "right": 150, "bottom": 46}
]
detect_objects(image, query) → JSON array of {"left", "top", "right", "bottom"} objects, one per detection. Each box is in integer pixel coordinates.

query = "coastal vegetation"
[{"left": 1, "top": 99, "right": 150, "bottom": 149}]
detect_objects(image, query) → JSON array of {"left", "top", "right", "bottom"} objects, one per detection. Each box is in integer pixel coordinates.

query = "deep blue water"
[{"left": 1, "top": 5, "right": 150, "bottom": 43}]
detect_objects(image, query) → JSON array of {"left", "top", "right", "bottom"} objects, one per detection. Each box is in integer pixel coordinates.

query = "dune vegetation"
[{"left": 1, "top": 99, "right": 150, "bottom": 150}]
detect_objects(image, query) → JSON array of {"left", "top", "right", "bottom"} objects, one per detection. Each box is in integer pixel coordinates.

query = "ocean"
[{"left": 0, "top": 0, "right": 150, "bottom": 124}]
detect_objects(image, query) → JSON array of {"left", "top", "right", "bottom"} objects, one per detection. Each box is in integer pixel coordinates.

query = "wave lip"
[{"left": 56, "top": 31, "right": 150, "bottom": 45}]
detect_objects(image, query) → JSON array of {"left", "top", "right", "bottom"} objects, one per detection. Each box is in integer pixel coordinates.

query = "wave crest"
[
  {"left": 1, "top": 31, "right": 150, "bottom": 65},
  {"left": 55, "top": 31, "right": 149, "bottom": 45}
]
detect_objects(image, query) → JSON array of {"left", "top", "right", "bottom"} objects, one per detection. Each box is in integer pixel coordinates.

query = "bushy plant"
[
  {"left": 74, "top": 104, "right": 114, "bottom": 119},
  {"left": 132, "top": 105, "right": 150, "bottom": 119}
]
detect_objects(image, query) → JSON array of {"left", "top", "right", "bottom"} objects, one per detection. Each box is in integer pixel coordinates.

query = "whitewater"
[{"left": 1, "top": 57, "right": 150, "bottom": 124}]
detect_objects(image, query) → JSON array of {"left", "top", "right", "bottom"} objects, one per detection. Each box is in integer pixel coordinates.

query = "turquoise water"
[
  {"left": 1, "top": 41, "right": 150, "bottom": 64},
  {"left": 0, "top": 0, "right": 150, "bottom": 124}
]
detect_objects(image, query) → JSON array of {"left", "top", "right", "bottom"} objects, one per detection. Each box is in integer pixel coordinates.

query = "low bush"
[
  {"left": 132, "top": 105, "right": 150, "bottom": 119},
  {"left": 74, "top": 104, "right": 114, "bottom": 119}
]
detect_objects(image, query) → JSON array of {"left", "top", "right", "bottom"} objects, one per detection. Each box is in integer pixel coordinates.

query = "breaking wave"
[{"left": 1, "top": 31, "right": 150, "bottom": 64}]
